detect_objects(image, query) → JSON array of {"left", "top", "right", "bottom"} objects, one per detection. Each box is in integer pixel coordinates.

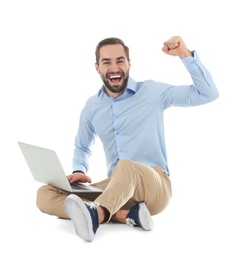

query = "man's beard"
[{"left": 101, "top": 70, "right": 129, "bottom": 94}]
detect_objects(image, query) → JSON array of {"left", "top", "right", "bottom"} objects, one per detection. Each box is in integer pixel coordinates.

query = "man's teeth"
[{"left": 110, "top": 76, "right": 121, "bottom": 79}]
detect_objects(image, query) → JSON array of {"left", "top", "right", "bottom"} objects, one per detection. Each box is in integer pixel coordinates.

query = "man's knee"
[
  {"left": 117, "top": 158, "right": 132, "bottom": 166},
  {"left": 36, "top": 185, "right": 57, "bottom": 214},
  {"left": 116, "top": 158, "right": 142, "bottom": 171}
]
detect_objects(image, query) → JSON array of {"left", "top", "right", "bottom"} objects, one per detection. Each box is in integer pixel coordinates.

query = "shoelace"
[
  {"left": 126, "top": 217, "right": 137, "bottom": 227},
  {"left": 85, "top": 201, "right": 99, "bottom": 209}
]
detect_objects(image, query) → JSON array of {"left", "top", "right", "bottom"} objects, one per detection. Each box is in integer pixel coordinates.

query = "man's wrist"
[
  {"left": 179, "top": 50, "right": 193, "bottom": 59},
  {"left": 72, "top": 170, "right": 85, "bottom": 174}
]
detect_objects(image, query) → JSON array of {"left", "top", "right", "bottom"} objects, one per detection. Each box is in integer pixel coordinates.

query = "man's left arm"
[{"left": 161, "top": 36, "right": 219, "bottom": 106}]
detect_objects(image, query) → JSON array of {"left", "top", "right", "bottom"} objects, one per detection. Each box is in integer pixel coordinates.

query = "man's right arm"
[{"left": 72, "top": 101, "right": 96, "bottom": 177}]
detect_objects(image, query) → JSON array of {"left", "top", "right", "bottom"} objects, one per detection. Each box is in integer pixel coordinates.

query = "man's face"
[{"left": 95, "top": 44, "right": 131, "bottom": 97}]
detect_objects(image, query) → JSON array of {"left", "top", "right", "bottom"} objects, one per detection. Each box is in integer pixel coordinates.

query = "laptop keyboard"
[{"left": 71, "top": 183, "right": 95, "bottom": 190}]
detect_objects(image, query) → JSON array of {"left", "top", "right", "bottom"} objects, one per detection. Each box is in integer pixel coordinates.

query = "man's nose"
[{"left": 110, "top": 62, "right": 119, "bottom": 70}]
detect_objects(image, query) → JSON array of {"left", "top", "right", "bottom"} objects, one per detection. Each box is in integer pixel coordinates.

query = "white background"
[{"left": 1, "top": 0, "right": 246, "bottom": 259}]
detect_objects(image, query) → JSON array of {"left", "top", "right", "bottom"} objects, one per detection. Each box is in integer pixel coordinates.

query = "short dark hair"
[{"left": 95, "top": 37, "right": 130, "bottom": 65}]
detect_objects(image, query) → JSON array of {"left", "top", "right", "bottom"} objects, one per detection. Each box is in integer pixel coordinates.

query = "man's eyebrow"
[
  {"left": 116, "top": 56, "right": 125, "bottom": 60},
  {"left": 101, "top": 56, "right": 125, "bottom": 62}
]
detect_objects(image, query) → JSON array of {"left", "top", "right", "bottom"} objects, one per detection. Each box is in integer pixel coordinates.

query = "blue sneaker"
[
  {"left": 126, "top": 202, "right": 153, "bottom": 231},
  {"left": 64, "top": 194, "right": 99, "bottom": 242}
]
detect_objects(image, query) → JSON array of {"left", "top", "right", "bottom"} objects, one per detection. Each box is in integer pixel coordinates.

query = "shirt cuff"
[
  {"left": 72, "top": 165, "right": 87, "bottom": 174},
  {"left": 181, "top": 50, "right": 203, "bottom": 72}
]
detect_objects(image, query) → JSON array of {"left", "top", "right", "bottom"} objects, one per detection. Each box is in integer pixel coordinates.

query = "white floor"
[{"left": 1, "top": 164, "right": 246, "bottom": 260}]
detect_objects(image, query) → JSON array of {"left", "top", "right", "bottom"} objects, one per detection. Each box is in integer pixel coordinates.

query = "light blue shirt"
[{"left": 73, "top": 51, "right": 219, "bottom": 176}]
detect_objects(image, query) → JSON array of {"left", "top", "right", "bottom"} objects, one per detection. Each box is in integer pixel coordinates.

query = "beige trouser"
[{"left": 36, "top": 159, "right": 172, "bottom": 219}]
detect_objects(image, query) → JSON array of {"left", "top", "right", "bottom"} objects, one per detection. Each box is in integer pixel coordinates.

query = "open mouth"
[{"left": 109, "top": 75, "right": 122, "bottom": 85}]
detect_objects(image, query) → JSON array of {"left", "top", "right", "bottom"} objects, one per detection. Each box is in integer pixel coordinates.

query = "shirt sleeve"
[
  {"left": 149, "top": 51, "right": 219, "bottom": 109},
  {"left": 72, "top": 100, "right": 96, "bottom": 174}
]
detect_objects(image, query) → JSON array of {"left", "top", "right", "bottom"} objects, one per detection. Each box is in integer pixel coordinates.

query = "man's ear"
[{"left": 95, "top": 63, "right": 100, "bottom": 74}]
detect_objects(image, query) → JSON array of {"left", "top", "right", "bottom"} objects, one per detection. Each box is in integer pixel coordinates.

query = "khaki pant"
[{"left": 36, "top": 159, "right": 172, "bottom": 219}]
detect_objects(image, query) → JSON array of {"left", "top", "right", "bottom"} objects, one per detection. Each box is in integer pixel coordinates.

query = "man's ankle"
[
  {"left": 111, "top": 209, "right": 129, "bottom": 223},
  {"left": 97, "top": 206, "right": 110, "bottom": 224}
]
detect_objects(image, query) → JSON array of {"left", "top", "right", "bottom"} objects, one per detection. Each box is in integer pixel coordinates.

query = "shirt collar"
[{"left": 97, "top": 77, "right": 137, "bottom": 97}]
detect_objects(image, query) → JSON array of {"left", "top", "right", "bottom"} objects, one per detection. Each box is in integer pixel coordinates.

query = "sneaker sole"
[
  {"left": 138, "top": 202, "right": 154, "bottom": 231},
  {"left": 64, "top": 194, "right": 94, "bottom": 242}
]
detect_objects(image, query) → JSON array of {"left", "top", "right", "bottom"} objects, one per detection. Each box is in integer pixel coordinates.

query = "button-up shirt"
[{"left": 73, "top": 51, "right": 219, "bottom": 176}]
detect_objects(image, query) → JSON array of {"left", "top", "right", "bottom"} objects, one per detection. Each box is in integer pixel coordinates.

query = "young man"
[{"left": 36, "top": 36, "right": 219, "bottom": 242}]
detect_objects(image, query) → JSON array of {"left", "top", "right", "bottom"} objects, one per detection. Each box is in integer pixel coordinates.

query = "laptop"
[{"left": 18, "top": 141, "right": 104, "bottom": 193}]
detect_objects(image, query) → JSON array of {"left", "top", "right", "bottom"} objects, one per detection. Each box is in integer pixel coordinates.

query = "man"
[{"left": 36, "top": 36, "right": 219, "bottom": 242}]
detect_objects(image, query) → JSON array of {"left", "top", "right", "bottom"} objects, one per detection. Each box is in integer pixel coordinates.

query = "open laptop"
[{"left": 18, "top": 142, "right": 103, "bottom": 193}]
